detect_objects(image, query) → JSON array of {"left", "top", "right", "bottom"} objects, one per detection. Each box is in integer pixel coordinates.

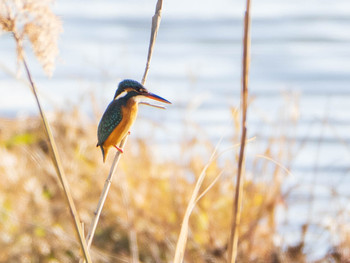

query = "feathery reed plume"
[
  {"left": 228, "top": 0, "right": 251, "bottom": 262},
  {"left": 0, "top": 0, "right": 61, "bottom": 76},
  {"left": 82, "top": 1, "right": 164, "bottom": 261},
  {"left": 0, "top": 1, "right": 92, "bottom": 262}
]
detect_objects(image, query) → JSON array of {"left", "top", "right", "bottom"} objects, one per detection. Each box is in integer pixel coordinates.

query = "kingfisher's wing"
[{"left": 97, "top": 100, "right": 123, "bottom": 146}]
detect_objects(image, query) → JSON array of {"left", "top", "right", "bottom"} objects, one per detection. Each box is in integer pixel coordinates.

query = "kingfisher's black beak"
[{"left": 143, "top": 92, "right": 171, "bottom": 104}]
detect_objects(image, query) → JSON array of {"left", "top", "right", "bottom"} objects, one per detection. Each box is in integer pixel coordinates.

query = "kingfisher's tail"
[{"left": 98, "top": 145, "right": 106, "bottom": 163}]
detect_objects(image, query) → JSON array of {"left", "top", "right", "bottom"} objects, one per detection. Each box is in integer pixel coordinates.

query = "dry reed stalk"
[
  {"left": 15, "top": 40, "right": 92, "bottom": 263},
  {"left": 142, "top": 0, "right": 163, "bottom": 85},
  {"left": 83, "top": 136, "right": 129, "bottom": 256},
  {"left": 0, "top": 2, "right": 91, "bottom": 260},
  {"left": 82, "top": 0, "right": 164, "bottom": 261},
  {"left": 227, "top": 0, "right": 251, "bottom": 262}
]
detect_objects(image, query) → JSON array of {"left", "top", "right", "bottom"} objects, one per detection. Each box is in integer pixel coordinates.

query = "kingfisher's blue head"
[{"left": 113, "top": 79, "right": 171, "bottom": 104}]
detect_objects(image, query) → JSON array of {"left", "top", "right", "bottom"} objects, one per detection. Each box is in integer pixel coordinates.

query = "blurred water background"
[{"left": 1, "top": 0, "right": 350, "bottom": 260}]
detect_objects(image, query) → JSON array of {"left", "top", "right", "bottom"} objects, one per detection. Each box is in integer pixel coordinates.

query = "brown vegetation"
[{"left": 0, "top": 109, "right": 348, "bottom": 262}]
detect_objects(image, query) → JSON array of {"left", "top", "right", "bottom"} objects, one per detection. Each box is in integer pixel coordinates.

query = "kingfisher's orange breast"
[{"left": 102, "top": 99, "right": 138, "bottom": 160}]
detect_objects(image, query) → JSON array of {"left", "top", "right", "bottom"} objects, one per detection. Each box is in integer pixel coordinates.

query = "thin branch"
[
  {"left": 82, "top": 0, "right": 164, "bottom": 261},
  {"left": 227, "top": 0, "right": 251, "bottom": 262},
  {"left": 16, "top": 38, "right": 92, "bottom": 262}
]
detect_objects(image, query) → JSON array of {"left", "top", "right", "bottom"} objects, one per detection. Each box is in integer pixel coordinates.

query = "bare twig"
[
  {"left": 82, "top": 0, "right": 164, "bottom": 261},
  {"left": 15, "top": 36, "right": 92, "bottom": 263},
  {"left": 227, "top": 0, "right": 251, "bottom": 262}
]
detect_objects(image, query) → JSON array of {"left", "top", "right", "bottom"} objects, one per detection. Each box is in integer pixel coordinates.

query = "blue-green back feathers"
[{"left": 97, "top": 99, "right": 123, "bottom": 147}]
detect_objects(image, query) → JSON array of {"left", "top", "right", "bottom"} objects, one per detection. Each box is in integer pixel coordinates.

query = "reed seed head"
[{"left": 0, "top": 0, "right": 62, "bottom": 76}]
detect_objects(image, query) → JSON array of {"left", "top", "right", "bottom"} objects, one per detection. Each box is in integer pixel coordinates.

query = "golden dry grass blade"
[
  {"left": 228, "top": 0, "right": 251, "bottom": 262},
  {"left": 195, "top": 137, "right": 256, "bottom": 205},
  {"left": 173, "top": 136, "right": 225, "bottom": 263},
  {"left": 19, "top": 46, "right": 92, "bottom": 263},
  {"left": 193, "top": 137, "right": 256, "bottom": 206},
  {"left": 82, "top": 1, "right": 164, "bottom": 261},
  {"left": 173, "top": 136, "right": 256, "bottom": 263},
  {"left": 173, "top": 154, "right": 217, "bottom": 263},
  {"left": 195, "top": 170, "right": 224, "bottom": 204},
  {"left": 256, "top": 154, "right": 294, "bottom": 177}
]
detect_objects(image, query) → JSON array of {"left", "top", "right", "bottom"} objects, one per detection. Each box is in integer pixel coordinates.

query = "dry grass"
[{"left": 0, "top": 108, "right": 348, "bottom": 262}]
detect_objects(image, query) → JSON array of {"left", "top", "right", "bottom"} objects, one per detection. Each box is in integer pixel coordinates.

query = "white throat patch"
[{"left": 133, "top": 95, "right": 148, "bottom": 103}]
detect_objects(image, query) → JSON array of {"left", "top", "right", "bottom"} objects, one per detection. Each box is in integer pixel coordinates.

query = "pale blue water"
[{"left": 1, "top": 0, "right": 350, "bottom": 260}]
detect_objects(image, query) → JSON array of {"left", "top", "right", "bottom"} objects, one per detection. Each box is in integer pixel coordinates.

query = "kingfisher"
[{"left": 97, "top": 79, "right": 171, "bottom": 162}]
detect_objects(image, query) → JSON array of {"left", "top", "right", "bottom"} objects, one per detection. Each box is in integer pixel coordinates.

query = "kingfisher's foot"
[
  {"left": 128, "top": 131, "right": 131, "bottom": 135},
  {"left": 114, "top": 145, "right": 124, "bottom": 153}
]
